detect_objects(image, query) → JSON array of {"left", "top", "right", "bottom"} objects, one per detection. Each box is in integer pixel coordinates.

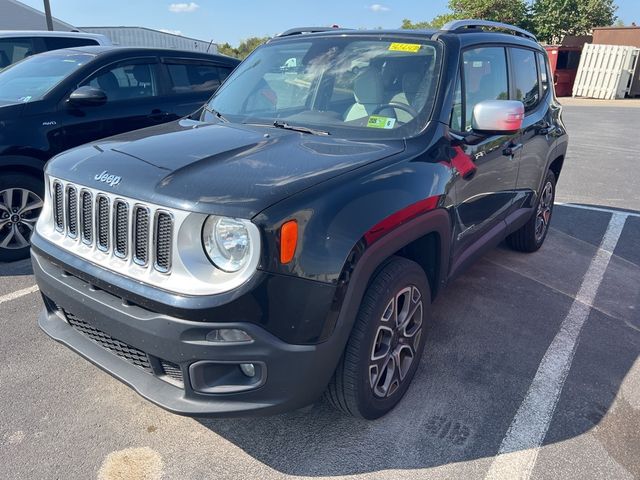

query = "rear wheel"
[
  {"left": 326, "top": 256, "right": 430, "bottom": 419},
  {"left": 507, "top": 169, "right": 556, "bottom": 253},
  {"left": 0, "top": 173, "right": 44, "bottom": 262}
]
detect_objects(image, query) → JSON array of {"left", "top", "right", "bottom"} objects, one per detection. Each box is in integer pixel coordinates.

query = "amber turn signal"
[{"left": 280, "top": 220, "right": 298, "bottom": 264}]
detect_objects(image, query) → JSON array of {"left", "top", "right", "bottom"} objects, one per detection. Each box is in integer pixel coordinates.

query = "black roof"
[{"left": 40, "top": 45, "right": 239, "bottom": 63}]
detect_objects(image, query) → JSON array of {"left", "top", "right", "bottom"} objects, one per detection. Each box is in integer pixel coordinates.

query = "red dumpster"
[{"left": 544, "top": 45, "right": 582, "bottom": 97}]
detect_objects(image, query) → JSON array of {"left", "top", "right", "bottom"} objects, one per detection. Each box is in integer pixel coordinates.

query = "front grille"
[
  {"left": 160, "top": 360, "right": 184, "bottom": 387},
  {"left": 114, "top": 200, "right": 128, "bottom": 258},
  {"left": 96, "top": 195, "right": 109, "bottom": 251},
  {"left": 66, "top": 187, "right": 78, "bottom": 238},
  {"left": 51, "top": 179, "right": 174, "bottom": 273},
  {"left": 81, "top": 191, "right": 93, "bottom": 244},
  {"left": 53, "top": 182, "right": 63, "bottom": 231},
  {"left": 155, "top": 212, "right": 172, "bottom": 272},
  {"left": 133, "top": 207, "right": 149, "bottom": 265},
  {"left": 62, "top": 308, "right": 152, "bottom": 372}
]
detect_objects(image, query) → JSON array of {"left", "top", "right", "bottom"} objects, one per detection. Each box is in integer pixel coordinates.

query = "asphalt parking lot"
[{"left": 1, "top": 102, "right": 639, "bottom": 480}]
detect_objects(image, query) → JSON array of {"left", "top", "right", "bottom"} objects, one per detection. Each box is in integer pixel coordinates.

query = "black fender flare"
[{"left": 322, "top": 207, "right": 451, "bottom": 345}]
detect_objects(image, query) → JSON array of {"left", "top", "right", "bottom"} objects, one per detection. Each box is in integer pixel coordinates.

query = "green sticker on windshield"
[{"left": 367, "top": 116, "right": 396, "bottom": 129}]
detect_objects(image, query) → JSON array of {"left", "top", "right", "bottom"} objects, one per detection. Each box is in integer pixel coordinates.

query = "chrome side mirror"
[{"left": 472, "top": 100, "right": 524, "bottom": 134}]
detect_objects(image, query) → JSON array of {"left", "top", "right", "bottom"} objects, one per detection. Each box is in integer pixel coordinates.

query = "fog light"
[
  {"left": 206, "top": 329, "right": 253, "bottom": 343},
  {"left": 240, "top": 363, "right": 256, "bottom": 377}
]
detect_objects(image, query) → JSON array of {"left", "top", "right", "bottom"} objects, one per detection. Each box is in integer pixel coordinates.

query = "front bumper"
[{"left": 32, "top": 249, "right": 346, "bottom": 417}]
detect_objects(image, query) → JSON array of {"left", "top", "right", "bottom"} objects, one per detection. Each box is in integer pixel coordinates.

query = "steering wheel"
[{"left": 372, "top": 102, "right": 419, "bottom": 119}]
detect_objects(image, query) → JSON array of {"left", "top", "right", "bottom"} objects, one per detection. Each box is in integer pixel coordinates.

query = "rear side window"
[
  {"left": 458, "top": 47, "right": 509, "bottom": 131},
  {"left": 0, "top": 38, "right": 36, "bottom": 68},
  {"left": 166, "top": 62, "right": 224, "bottom": 93},
  {"left": 82, "top": 61, "right": 158, "bottom": 101},
  {"left": 537, "top": 52, "right": 550, "bottom": 94},
  {"left": 510, "top": 48, "right": 540, "bottom": 112},
  {"left": 43, "top": 37, "right": 100, "bottom": 50}
]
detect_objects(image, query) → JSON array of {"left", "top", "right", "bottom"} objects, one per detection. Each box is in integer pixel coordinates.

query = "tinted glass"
[
  {"left": 166, "top": 63, "right": 221, "bottom": 93},
  {"left": 462, "top": 47, "right": 508, "bottom": 130},
  {"left": 537, "top": 52, "right": 549, "bottom": 93},
  {"left": 205, "top": 37, "right": 441, "bottom": 139},
  {"left": 511, "top": 48, "right": 539, "bottom": 112},
  {"left": 83, "top": 62, "right": 157, "bottom": 101},
  {"left": 0, "top": 38, "right": 35, "bottom": 68},
  {"left": 0, "top": 51, "right": 92, "bottom": 102},
  {"left": 43, "top": 37, "right": 99, "bottom": 50}
]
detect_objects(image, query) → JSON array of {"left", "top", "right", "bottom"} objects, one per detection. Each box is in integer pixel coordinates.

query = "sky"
[{"left": 18, "top": 0, "right": 640, "bottom": 46}]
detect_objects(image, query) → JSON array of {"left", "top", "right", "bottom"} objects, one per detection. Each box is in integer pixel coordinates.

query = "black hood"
[{"left": 46, "top": 119, "right": 404, "bottom": 218}]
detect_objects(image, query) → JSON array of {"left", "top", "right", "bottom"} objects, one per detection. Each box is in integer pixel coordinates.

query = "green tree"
[
  {"left": 218, "top": 36, "right": 270, "bottom": 59},
  {"left": 531, "top": 0, "right": 617, "bottom": 44},
  {"left": 401, "top": 0, "right": 530, "bottom": 32}
]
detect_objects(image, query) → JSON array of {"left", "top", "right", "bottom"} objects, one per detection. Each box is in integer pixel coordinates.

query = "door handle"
[
  {"left": 503, "top": 142, "right": 523, "bottom": 157},
  {"left": 538, "top": 122, "right": 556, "bottom": 136}
]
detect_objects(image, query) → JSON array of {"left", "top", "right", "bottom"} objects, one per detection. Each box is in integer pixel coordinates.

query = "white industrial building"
[
  {"left": 81, "top": 27, "right": 216, "bottom": 53},
  {"left": 0, "top": 0, "right": 217, "bottom": 53}
]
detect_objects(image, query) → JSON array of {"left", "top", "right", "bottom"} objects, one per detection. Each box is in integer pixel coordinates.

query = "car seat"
[{"left": 344, "top": 68, "right": 384, "bottom": 122}]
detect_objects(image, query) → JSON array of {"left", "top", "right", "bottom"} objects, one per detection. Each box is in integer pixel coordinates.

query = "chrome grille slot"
[
  {"left": 133, "top": 206, "right": 150, "bottom": 266},
  {"left": 113, "top": 200, "right": 129, "bottom": 258},
  {"left": 81, "top": 190, "right": 93, "bottom": 244},
  {"left": 53, "top": 181, "right": 63, "bottom": 231},
  {"left": 66, "top": 186, "right": 78, "bottom": 238},
  {"left": 96, "top": 195, "right": 110, "bottom": 252},
  {"left": 155, "top": 212, "right": 172, "bottom": 273}
]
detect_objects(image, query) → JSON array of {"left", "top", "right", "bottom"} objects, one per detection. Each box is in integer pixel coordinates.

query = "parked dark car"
[
  {"left": 32, "top": 21, "right": 567, "bottom": 419},
  {"left": 0, "top": 46, "right": 239, "bottom": 261},
  {"left": 0, "top": 31, "right": 111, "bottom": 69}
]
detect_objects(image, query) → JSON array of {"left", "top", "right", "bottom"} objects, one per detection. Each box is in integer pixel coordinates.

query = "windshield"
[
  {"left": 204, "top": 36, "right": 441, "bottom": 139},
  {"left": 0, "top": 51, "right": 92, "bottom": 103}
]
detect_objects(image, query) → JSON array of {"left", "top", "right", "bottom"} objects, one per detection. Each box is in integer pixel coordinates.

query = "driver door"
[
  {"left": 449, "top": 46, "right": 521, "bottom": 274},
  {"left": 53, "top": 57, "right": 162, "bottom": 153}
]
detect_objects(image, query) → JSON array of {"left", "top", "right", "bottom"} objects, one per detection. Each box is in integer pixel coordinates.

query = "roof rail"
[
  {"left": 277, "top": 26, "right": 343, "bottom": 37},
  {"left": 439, "top": 19, "right": 537, "bottom": 42}
]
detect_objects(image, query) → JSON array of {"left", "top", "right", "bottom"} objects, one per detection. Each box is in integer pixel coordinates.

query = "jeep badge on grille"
[{"left": 94, "top": 170, "right": 122, "bottom": 187}]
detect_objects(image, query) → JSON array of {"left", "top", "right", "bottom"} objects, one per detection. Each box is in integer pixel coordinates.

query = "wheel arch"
[
  {"left": 0, "top": 155, "right": 46, "bottom": 180},
  {"left": 325, "top": 207, "right": 451, "bottom": 344}
]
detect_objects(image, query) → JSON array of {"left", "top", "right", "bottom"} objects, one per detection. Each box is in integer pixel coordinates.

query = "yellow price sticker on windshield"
[{"left": 389, "top": 43, "right": 421, "bottom": 53}]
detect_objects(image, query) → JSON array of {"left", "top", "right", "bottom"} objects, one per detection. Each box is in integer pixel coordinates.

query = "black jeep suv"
[{"left": 32, "top": 21, "right": 567, "bottom": 419}]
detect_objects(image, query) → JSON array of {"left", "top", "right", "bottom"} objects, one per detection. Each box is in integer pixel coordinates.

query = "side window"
[
  {"left": 0, "top": 38, "right": 36, "bottom": 67},
  {"left": 82, "top": 62, "right": 158, "bottom": 101},
  {"left": 218, "top": 66, "right": 232, "bottom": 83},
  {"left": 166, "top": 62, "right": 222, "bottom": 93},
  {"left": 450, "top": 74, "right": 463, "bottom": 131},
  {"left": 537, "top": 52, "right": 549, "bottom": 94},
  {"left": 43, "top": 37, "right": 99, "bottom": 51},
  {"left": 511, "top": 48, "right": 540, "bottom": 112},
  {"left": 461, "top": 47, "right": 509, "bottom": 131}
]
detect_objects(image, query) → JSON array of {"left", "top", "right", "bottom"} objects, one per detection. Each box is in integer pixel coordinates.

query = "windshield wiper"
[
  {"left": 272, "top": 120, "right": 330, "bottom": 136},
  {"left": 203, "top": 105, "right": 228, "bottom": 122}
]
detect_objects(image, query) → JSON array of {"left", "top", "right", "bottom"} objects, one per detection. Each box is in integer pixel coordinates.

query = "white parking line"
[
  {"left": 0, "top": 285, "right": 39, "bottom": 305},
  {"left": 485, "top": 212, "right": 628, "bottom": 480},
  {"left": 556, "top": 202, "right": 640, "bottom": 218}
]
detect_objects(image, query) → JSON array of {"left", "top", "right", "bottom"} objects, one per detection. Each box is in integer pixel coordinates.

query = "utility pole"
[{"left": 43, "top": 0, "right": 54, "bottom": 31}]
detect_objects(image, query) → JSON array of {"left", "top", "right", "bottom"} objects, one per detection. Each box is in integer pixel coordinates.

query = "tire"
[
  {"left": 506, "top": 170, "right": 556, "bottom": 253},
  {"left": 326, "top": 256, "right": 430, "bottom": 419},
  {"left": 0, "top": 173, "right": 44, "bottom": 262}
]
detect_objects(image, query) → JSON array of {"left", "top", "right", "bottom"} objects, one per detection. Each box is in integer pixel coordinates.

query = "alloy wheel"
[
  {"left": 369, "top": 285, "right": 423, "bottom": 398},
  {"left": 535, "top": 181, "right": 553, "bottom": 243},
  {"left": 0, "top": 188, "right": 43, "bottom": 250}
]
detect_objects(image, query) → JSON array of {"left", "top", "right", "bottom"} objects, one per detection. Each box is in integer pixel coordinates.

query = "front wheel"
[
  {"left": 0, "top": 173, "right": 44, "bottom": 262},
  {"left": 507, "top": 170, "right": 556, "bottom": 253},
  {"left": 326, "top": 256, "right": 430, "bottom": 419}
]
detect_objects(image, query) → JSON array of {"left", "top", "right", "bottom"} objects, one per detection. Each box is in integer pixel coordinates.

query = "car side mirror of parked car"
[
  {"left": 68, "top": 86, "right": 108, "bottom": 107},
  {"left": 471, "top": 100, "right": 524, "bottom": 134}
]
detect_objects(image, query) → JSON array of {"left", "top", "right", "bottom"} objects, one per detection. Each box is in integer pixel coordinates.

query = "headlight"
[{"left": 202, "top": 216, "right": 252, "bottom": 272}]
